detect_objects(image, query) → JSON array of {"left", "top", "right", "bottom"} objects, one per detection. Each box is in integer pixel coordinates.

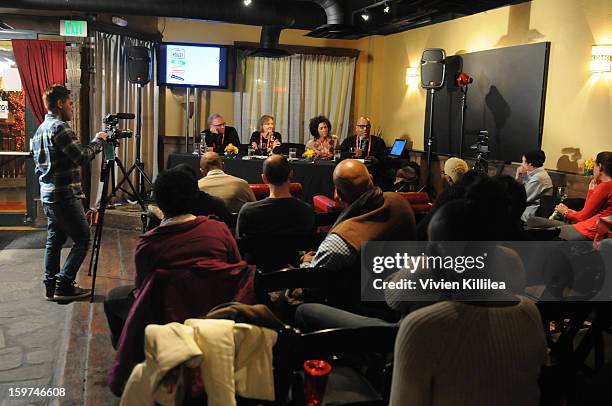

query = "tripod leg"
[
  {"left": 88, "top": 160, "right": 112, "bottom": 302},
  {"left": 114, "top": 157, "right": 146, "bottom": 211}
]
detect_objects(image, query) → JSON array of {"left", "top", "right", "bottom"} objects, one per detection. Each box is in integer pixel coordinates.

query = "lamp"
[
  {"left": 591, "top": 45, "right": 611, "bottom": 72},
  {"left": 405, "top": 67, "right": 418, "bottom": 85}
]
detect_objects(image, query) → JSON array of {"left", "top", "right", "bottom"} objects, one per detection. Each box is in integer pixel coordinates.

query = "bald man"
[
  {"left": 198, "top": 151, "right": 255, "bottom": 213},
  {"left": 339, "top": 116, "right": 389, "bottom": 162},
  {"left": 199, "top": 113, "right": 241, "bottom": 154},
  {"left": 302, "top": 159, "right": 416, "bottom": 272}
]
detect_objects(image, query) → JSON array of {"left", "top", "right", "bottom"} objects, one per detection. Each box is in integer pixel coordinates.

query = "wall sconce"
[
  {"left": 406, "top": 67, "right": 418, "bottom": 85},
  {"left": 591, "top": 45, "right": 611, "bottom": 72}
]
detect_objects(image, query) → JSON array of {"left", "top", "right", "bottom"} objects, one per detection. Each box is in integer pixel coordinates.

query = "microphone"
[
  {"left": 456, "top": 72, "right": 473, "bottom": 87},
  {"left": 116, "top": 113, "right": 135, "bottom": 119}
]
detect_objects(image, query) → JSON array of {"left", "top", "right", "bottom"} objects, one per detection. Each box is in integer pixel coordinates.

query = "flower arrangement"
[
  {"left": 583, "top": 158, "right": 595, "bottom": 176},
  {"left": 224, "top": 143, "right": 239, "bottom": 156},
  {"left": 303, "top": 149, "right": 316, "bottom": 160}
]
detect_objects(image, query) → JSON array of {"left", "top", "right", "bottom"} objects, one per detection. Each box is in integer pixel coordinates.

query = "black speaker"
[
  {"left": 420, "top": 48, "right": 446, "bottom": 89},
  {"left": 127, "top": 46, "right": 151, "bottom": 85}
]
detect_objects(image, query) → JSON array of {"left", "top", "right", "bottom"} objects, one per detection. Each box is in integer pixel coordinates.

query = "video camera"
[
  {"left": 470, "top": 130, "right": 489, "bottom": 153},
  {"left": 103, "top": 113, "right": 134, "bottom": 141}
]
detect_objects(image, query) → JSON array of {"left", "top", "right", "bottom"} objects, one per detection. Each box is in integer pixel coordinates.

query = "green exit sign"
[{"left": 60, "top": 20, "right": 87, "bottom": 37}]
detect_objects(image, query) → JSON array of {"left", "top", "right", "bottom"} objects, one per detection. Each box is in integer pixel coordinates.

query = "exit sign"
[{"left": 60, "top": 20, "right": 87, "bottom": 37}]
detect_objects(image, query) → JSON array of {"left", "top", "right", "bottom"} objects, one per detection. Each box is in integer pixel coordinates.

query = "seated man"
[
  {"left": 442, "top": 157, "right": 469, "bottom": 186},
  {"left": 104, "top": 168, "right": 246, "bottom": 347},
  {"left": 515, "top": 149, "right": 553, "bottom": 222},
  {"left": 302, "top": 159, "right": 416, "bottom": 273},
  {"left": 199, "top": 113, "right": 241, "bottom": 154},
  {"left": 339, "top": 116, "right": 388, "bottom": 162},
  {"left": 236, "top": 154, "right": 314, "bottom": 238},
  {"left": 199, "top": 151, "right": 255, "bottom": 213}
]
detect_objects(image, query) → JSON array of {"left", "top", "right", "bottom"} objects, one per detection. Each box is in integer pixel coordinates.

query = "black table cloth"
[{"left": 167, "top": 153, "right": 336, "bottom": 204}]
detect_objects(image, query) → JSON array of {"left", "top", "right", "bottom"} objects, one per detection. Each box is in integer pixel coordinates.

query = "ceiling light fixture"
[
  {"left": 243, "top": 0, "right": 252, "bottom": 5},
  {"left": 383, "top": 2, "right": 390, "bottom": 13},
  {"left": 111, "top": 16, "right": 128, "bottom": 27},
  {"left": 361, "top": 11, "right": 370, "bottom": 21}
]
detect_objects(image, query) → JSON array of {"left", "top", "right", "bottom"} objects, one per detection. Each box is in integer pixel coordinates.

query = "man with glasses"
[
  {"left": 340, "top": 116, "right": 388, "bottom": 163},
  {"left": 199, "top": 113, "right": 241, "bottom": 154}
]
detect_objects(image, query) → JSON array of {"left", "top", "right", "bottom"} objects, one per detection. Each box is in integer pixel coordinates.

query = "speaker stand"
[{"left": 424, "top": 88, "right": 437, "bottom": 198}]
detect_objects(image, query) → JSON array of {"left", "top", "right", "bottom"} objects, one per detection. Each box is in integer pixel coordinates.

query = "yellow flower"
[
  {"left": 225, "top": 143, "right": 238, "bottom": 154},
  {"left": 584, "top": 158, "right": 595, "bottom": 170},
  {"left": 304, "top": 149, "right": 315, "bottom": 158}
]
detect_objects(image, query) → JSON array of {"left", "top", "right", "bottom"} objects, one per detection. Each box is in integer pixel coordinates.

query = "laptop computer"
[{"left": 389, "top": 139, "right": 408, "bottom": 159}]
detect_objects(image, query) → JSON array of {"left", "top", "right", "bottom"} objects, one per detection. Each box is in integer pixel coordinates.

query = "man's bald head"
[
  {"left": 333, "top": 159, "right": 374, "bottom": 204},
  {"left": 200, "top": 151, "right": 223, "bottom": 176}
]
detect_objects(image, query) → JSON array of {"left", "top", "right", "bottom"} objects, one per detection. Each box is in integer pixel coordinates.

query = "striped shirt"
[{"left": 33, "top": 113, "right": 104, "bottom": 203}]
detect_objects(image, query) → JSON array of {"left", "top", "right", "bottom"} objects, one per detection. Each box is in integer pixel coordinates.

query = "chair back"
[
  {"left": 249, "top": 182, "right": 303, "bottom": 200},
  {"left": 396, "top": 191, "right": 432, "bottom": 213}
]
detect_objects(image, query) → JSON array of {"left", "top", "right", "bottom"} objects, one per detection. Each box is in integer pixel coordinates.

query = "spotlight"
[
  {"left": 383, "top": 2, "right": 390, "bottom": 13},
  {"left": 243, "top": 0, "right": 252, "bottom": 5},
  {"left": 361, "top": 11, "right": 370, "bottom": 21}
]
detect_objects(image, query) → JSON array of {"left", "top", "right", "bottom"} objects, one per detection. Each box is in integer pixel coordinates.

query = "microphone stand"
[
  {"left": 458, "top": 84, "right": 469, "bottom": 159},
  {"left": 424, "top": 88, "right": 437, "bottom": 198}
]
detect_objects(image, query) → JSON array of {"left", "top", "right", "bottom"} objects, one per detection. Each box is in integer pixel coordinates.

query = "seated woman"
[
  {"left": 528, "top": 151, "right": 612, "bottom": 240},
  {"left": 104, "top": 167, "right": 248, "bottom": 348},
  {"left": 249, "top": 114, "right": 282, "bottom": 154},
  {"left": 515, "top": 149, "right": 553, "bottom": 222},
  {"left": 304, "top": 115, "right": 337, "bottom": 159}
]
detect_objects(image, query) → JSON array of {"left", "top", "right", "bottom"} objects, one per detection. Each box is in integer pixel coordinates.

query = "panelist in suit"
[
  {"left": 339, "top": 116, "right": 388, "bottom": 163},
  {"left": 249, "top": 114, "right": 282, "bottom": 154},
  {"left": 199, "top": 113, "right": 241, "bottom": 154}
]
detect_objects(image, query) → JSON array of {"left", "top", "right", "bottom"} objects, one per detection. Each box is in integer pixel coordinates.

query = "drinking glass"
[
  {"left": 193, "top": 142, "right": 201, "bottom": 155},
  {"left": 349, "top": 147, "right": 356, "bottom": 157},
  {"left": 289, "top": 147, "right": 297, "bottom": 159},
  {"left": 248, "top": 147, "right": 255, "bottom": 157},
  {"left": 303, "top": 360, "right": 332, "bottom": 406},
  {"left": 333, "top": 149, "right": 341, "bottom": 161}
]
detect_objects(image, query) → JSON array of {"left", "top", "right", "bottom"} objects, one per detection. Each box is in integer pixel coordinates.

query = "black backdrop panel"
[{"left": 425, "top": 42, "right": 550, "bottom": 163}]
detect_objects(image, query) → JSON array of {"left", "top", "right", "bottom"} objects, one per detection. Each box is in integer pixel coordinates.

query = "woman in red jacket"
[{"left": 554, "top": 151, "right": 612, "bottom": 240}]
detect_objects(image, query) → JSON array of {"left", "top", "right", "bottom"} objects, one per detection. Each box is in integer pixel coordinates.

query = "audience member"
[
  {"left": 301, "top": 159, "right": 415, "bottom": 272},
  {"left": 442, "top": 157, "right": 469, "bottom": 186},
  {"left": 249, "top": 115, "right": 282, "bottom": 154},
  {"left": 515, "top": 150, "right": 553, "bottom": 222},
  {"left": 144, "top": 164, "right": 232, "bottom": 228},
  {"left": 236, "top": 155, "right": 314, "bottom": 238},
  {"left": 305, "top": 115, "right": 337, "bottom": 159},
  {"left": 496, "top": 174, "right": 528, "bottom": 240},
  {"left": 528, "top": 151, "right": 612, "bottom": 240},
  {"left": 198, "top": 151, "right": 255, "bottom": 213},
  {"left": 199, "top": 113, "right": 241, "bottom": 154},
  {"left": 339, "top": 116, "right": 388, "bottom": 162},
  {"left": 104, "top": 168, "right": 247, "bottom": 347}
]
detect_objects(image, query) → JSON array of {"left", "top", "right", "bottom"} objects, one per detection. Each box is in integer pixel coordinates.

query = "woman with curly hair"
[{"left": 304, "top": 115, "right": 336, "bottom": 159}]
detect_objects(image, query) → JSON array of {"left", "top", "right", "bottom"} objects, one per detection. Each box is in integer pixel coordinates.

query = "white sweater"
[{"left": 390, "top": 297, "right": 547, "bottom": 406}]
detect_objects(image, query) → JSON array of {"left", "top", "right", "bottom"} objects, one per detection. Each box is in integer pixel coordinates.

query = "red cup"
[{"left": 303, "top": 359, "right": 332, "bottom": 406}]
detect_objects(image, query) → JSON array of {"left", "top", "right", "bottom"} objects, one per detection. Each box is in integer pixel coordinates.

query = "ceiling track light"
[
  {"left": 383, "top": 2, "right": 390, "bottom": 13},
  {"left": 361, "top": 11, "right": 370, "bottom": 21},
  {"left": 243, "top": 0, "right": 252, "bottom": 6}
]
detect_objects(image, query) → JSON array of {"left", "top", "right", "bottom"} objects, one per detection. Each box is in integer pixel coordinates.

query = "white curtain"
[
  {"left": 235, "top": 53, "right": 355, "bottom": 144},
  {"left": 235, "top": 55, "right": 290, "bottom": 141},
  {"left": 89, "top": 32, "right": 159, "bottom": 208}
]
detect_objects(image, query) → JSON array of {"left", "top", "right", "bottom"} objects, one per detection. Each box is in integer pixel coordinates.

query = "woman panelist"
[
  {"left": 304, "top": 115, "right": 337, "bottom": 159},
  {"left": 249, "top": 115, "right": 282, "bottom": 154}
]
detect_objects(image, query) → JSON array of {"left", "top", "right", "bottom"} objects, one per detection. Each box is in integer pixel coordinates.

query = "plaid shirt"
[{"left": 33, "top": 113, "right": 104, "bottom": 203}]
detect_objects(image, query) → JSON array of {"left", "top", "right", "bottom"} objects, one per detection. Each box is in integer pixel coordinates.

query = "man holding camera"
[{"left": 33, "top": 84, "right": 109, "bottom": 301}]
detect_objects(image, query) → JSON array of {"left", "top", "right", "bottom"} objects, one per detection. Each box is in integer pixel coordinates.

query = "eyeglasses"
[
  {"left": 356, "top": 124, "right": 371, "bottom": 128},
  {"left": 211, "top": 122, "right": 226, "bottom": 127}
]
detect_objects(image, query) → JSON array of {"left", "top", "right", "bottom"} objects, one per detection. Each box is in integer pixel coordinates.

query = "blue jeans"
[
  {"left": 43, "top": 197, "right": 91, "bottom": 284},
  {"left": 295, "top": 303, "right": 395, "bottom": 332}
]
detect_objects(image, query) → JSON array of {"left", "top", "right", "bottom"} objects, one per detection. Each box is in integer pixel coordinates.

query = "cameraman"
[{"left": 33, "top": 84, "right": 109, "bottom": 302}]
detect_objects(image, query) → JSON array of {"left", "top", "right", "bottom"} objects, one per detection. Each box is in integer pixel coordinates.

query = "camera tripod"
[
  {"left": 111, "top": 84, "right": 152, "bottom": 203},
  {"left": 87, "top": 141, "right": 145, "bottom": 302}
]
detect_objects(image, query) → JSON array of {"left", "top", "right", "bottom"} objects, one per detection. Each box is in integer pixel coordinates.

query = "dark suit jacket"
[
  {"left": 200, "top": 126, "right": 241, "bottom": 153},
  {"left": 340, "top": 135, "right": 388, "bottom": 162}
]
